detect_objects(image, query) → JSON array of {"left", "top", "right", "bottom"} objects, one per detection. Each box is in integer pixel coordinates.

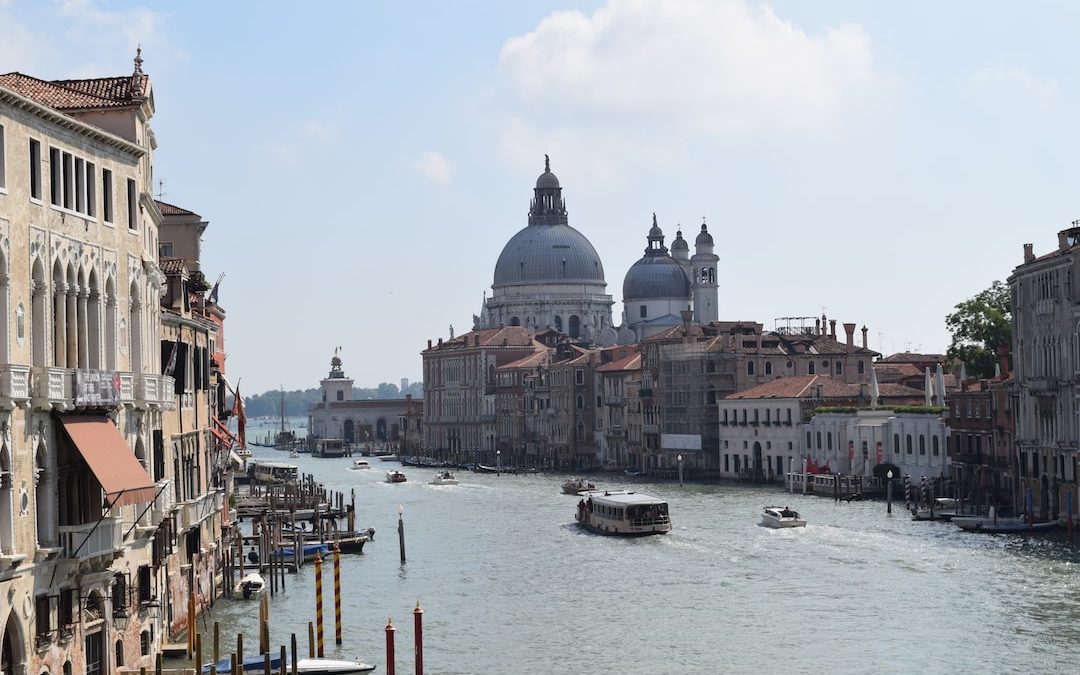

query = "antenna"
[{"left": 156, "top": 179, "right": 167, "bottom": 200}]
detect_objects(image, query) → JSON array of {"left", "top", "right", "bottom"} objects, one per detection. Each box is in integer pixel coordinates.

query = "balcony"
[
  {"left": 31, "top": 366, "right": 72, "bottom": 409},
  {"left": 0, "top": 364, "right": 30, "bottom": 409},
  {"left": 58, "top": 517, "right": 122, "bottom": 561},
  {"left": 136, "top": 374, "right": 175, "bottom": 410},
  {"left": 175, "top": 489, "right": 224, "bottom": 532},
  {"left": 605, "top": 396, "right": 624, "bottom": 406},
  {"left": 608, "top": 426, "right": 625, "bottom": 437},
  {"left": 150, "top": 479, "right": 175, "bottom": 524}
]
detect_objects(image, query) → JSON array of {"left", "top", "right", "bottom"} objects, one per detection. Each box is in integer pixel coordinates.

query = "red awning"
[{"left": 58, "top": 415, "right": 157, "bottom": 508}]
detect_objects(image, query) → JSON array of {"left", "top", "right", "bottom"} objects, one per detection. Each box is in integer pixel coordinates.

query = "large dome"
[
  {"left": 623, "top": 255, "right": 690, "bottom": 300},
  {"left": 493, "top": 224, "right": 606, "bottom": 286}
]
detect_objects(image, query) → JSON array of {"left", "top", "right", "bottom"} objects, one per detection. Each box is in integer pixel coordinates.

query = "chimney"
[
  {"left": 829, "top": 319, "right": 837, "bottom": 339},
  {"left": 427, "top": 339, "right": 432, "bottom": 350},
  {"left": 437, "top": 338, "right": 443, "bottom": 346},
  {"left": 1023, "top": 243, "right": 1034, "bottom": 263},
  {"left": 474, "top": 335, "right": 480, "bottom": 346},
  {"left": 681, "top": 309, "right": 693, "bottom": 334},
  {"left": 1059, "top": 231, "right": 1070, "bottom": 252},
  {"left": 815, "top": 318, "right": 821, "bottom": 335},
  {"left": 998, "top": 344, "right": 1011, "bottom": 378},
  {"left": 843, "top": 323, "right": 856, "bottom": 348},
  {"left": 861, "top": 326, "right": 868, "bottom": 349}
]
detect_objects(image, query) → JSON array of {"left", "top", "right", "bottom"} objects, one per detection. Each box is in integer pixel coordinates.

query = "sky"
[{"left": 3, "top": 0, "right": 1077, "bottom": 394}]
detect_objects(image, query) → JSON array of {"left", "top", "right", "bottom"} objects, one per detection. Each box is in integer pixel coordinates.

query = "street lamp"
[
  {"left": 496, "top": 450, "right": 501, "bottom": 476},
  {"left": 886, "top": 469, "right": 894, "bottom": 515},
  {"left": 677, "top": 454, "right": 684, "bottom": 488}
]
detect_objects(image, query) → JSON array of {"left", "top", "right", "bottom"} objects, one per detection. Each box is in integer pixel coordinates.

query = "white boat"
[
  {"left": 250, "top": 460, "right": 299, "bottom": 486},
  {"left": 910, "top": 497, "right": 962, "bottom": 521},
  {"left": 760, "top": 506, "right": 807, "bottom": 528},
  {"left": 203, "top": 655, "right": 375, "bottom": 674},
  {"left": 351, "top": 459, "right": 371, "bottom": 470},
  {"left": 562, "top": 477, "right": 596, "bottom": 494},
  {"left": 233, "top": 572, "right": 265, "bottom": 599},
  {"left": 953, "top": 507, "right": 1058, "bottom": 533},
  {"left": 575, "top": 490, "right": 670, "bottom": 536},
  {"left": 386, "top": 470, "right": 407, "bottom": 483},
  {"left": 431, "top": 470, "right": 458, "bottom": 485}
]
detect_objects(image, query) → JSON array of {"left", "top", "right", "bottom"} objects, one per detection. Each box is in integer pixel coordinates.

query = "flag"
[
  {"left": 233, "top": 383, "right": 246, "bottom": 449},
  {"left": 208, "top": 273, "right": 224, "bottom": 304},
  {"left": 164, "top": 331, "right": 181, "bottom": 377}
]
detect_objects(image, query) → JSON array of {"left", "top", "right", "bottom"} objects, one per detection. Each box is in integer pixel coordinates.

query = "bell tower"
[{"left": 691, "top": 221, "right": 719, "bottom": 323}]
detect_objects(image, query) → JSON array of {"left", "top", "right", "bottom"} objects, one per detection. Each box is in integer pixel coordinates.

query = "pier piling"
[
  {"left": 385, "top": 617, "right": 396, "bottom": 675},
  {"left": 333, "top": 542, "right": 343, "bottom": 645},
  {"left": 308, "top": 622, "right": 315, "bottom": 658},
  {"left": 398, "top": 504, "right": 407, "bottom": 565},
  {"left": 414, "top": 602, "right": 424, "bottom": 675},
  {"left": 315, "top": 552, "right": 325, "bottom": 657},
  {"left": 291, "top": 633, "right": 298, "bottom": 675}
]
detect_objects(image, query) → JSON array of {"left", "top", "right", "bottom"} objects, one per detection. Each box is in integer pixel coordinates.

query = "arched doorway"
[
  {"left": 2, "top": 610, "right": 24, "bottom": 675},
  {"left": 343, "top": 420, "right": 355, "bottom": 444},
  {"left": 376, "top": 418, "right": 387, "bottom": 442}
]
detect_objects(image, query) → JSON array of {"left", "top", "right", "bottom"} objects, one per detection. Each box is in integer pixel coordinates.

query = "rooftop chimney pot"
[{"left": 1024, "top": 243, "right": 1035, "bottom": 263}]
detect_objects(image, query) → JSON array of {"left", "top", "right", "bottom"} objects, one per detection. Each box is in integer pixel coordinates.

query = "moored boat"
[
  {"left": 234, "top": 572, "right": 266, "bottom": 599},
  {"left": 562, "top": 477, "right": 596, "bottom": 494},
  {"left": 760, "top": 506, "right": 807, "bottom": 528},
  {"left": 203, "top": 655, "right": 376, "bottom": 674},
  {"left": 910, "top": 497, "right": 962, "bottom": 521},
  {"left": 953, "top": 508, "right": 1058, "bottom": 533},
  {"left": 431, "top": 470, "right": 458, "bottom": 485},
  {"left": 386, "top": 470, "right": 407, "bottom": 483},
  {"left": 575, "top": 490, "right": 670, "bottom": 536}
]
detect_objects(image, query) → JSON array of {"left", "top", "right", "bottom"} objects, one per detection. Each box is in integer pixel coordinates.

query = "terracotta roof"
[
  {"left": 726, "top": 375, "right": 821, "bottom": 399},
  {"left": 425, "top": 326, "right": 535, "bottom": 352},
  {"left": 725, "top": 375, "right": 925, "bottom": 403},
  {"left": 159, "top": 257, "right": 186, "bottom": 275},
  {"left": 0, "top": 71, "right": 148, "bottom": 111},
  {"left": 879, "top": 352, "right": 946, "bottom": 364},
  {"left": 595, "top": 353, "right": 641, "bottom": 372},
  {"left": 156, "top": 200, "right": 198, "bottom": 217},
  {"left": 498, "top": 349, "right": 550, "bottom": 370}
]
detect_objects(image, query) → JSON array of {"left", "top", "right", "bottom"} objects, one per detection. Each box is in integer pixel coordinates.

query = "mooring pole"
[
  {"left": 385, "top": 617, "right": 396, "bottom": 675},
  {"left": 314, "top": 552, "right": 325, "bottom": 657},
  {"left": 414, "top": 602, "right": 424, "bottom": 675}
]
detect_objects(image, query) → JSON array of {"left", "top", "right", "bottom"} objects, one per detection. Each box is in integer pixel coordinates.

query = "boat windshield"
[{"left": 626, "top": 503, "right": 669, "bottom": 526}]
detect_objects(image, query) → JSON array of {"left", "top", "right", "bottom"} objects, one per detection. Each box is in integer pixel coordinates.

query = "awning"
[{"left": 58, "top": 415, "right": 157, "bottom": 508}]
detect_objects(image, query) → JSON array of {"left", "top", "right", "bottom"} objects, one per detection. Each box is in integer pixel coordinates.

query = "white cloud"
[
  {"left": 498, "top": 0, "right": 874, "bottom": 136},
  {"left": 406, "top": 151, "right": 455, "bottom": 185},
  {"left": 302, "top": 120, "right": 336, "bottom": 144},
  {"left": 969, "top": 66, "right": 1059, "bottom": 102}
]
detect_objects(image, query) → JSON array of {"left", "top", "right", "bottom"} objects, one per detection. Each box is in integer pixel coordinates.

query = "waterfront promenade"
[{"left": 191, "top": 446, "right": 1080, "bottom": 674}]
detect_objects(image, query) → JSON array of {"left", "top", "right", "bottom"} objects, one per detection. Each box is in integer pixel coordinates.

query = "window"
[
  {"left": 86, "top": 162, "right": 96, "bottom": 216},
  {"left": 62, "top": 152, "right": 72, "bottom": 209},
  {"left": 127, "top": 177, "right": 137, "bottom": 229},
  {"left": 932, "top": 436, "right": 940, "bottom": 456},
  {"left": 576, "top": 395, "right": 583, "bottom": 409},
  {"left": 138, "top": 565, "right": 151, "bottom": 603},
  {"left": 102, "top": 169, "right": 113, "bottom": 222},
  {"left": 35, "top": 595, "right": 50, "bottom": 638},
  {"left": 827, "top": 432, "right": 832, "bottom": 450},
  {"left": 29, "top": 138, "right": 41, "bottom": 199},
  {"left": 894, "top": 434, "right": 900, "bottom": 454},
  {"left": 575, "top": 369, "right": 584, "bottom": 385},
  {"left": 336, "top": 390, "right": 343, "bottom": 401},
  {"left": 806, "top": 431, "right": 812, "bottom": 448},
  {"left": 116, "top": 641, "right": 125, "bottom": 668},
  {"left": 639, "top": 305, "right": 647, "bottom": 318},
  {"left": 747, "top": 361, "right": 755, "bottom": 376},
  {"left": 808, "top": 361, "right": 816, "bottom": 374},
  {"left": 49, "top": 147, "right": 61, "bottom": 205},
  {"left": 919, "top": 435, "right": 926, "bottom": 455},
  {"left": 835, "top": 361, "right": 843, "bottom": 375},
  {"left": 764, "top": 361, "right": 772, "bottom": 375},
  {"left": 906, "top": 435, "right": 913, "bottom": 454},
  {"left": 857, "top": 360, "right": 865, "bottom": 375},
  {"left": 0, "top": 123, "right": 5, "bottom": 190},
  {"left": 816, "top": 431, "right": 822, "bottom": 449}
]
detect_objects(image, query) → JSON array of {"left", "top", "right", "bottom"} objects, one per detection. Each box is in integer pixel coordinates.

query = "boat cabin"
[{"left": 250, "top": 460, "right": 299, "bottom": 485}]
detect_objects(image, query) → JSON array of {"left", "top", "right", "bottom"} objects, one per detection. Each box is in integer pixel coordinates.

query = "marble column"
[
  {"left": 77, "top": 289, "right": 89, "bottom": 369},
  {"left": 53, "top": 284, "right": 67, "bottom": 368},
  {"left": 66, "top": 284, "right": 79, "bottom": 368}
]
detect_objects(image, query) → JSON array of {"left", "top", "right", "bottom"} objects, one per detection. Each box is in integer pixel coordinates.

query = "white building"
[{"left": 804, "top": 409, "right": 948, "bottom": 480}]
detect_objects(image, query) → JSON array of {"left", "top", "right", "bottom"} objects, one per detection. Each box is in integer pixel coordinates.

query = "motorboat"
[
  {"left": 351, "top": 459, "right": 372, "bottom": 470},
  {"left": 953, "top": 507, "right": 1058, "bottom": 533},
  {"left": 274, "top": 543, "right": 330, "bottom": 564},
  {"left": 575, "top": 490, "right": 670, "bottom": 536},
  {"left": 386, "top": 470, "right": 407, "bottom": 483},
  {"left": 431, "top": 470, "right": 458, "bottom": 485},
  {"left": 760, "top": 506, "right": 807, "bottom": 529},
  {"left": 562, "top": 477, "right": 597, "bottom": 494},
  {"left": 910, "top": 497, "right": 962, "bottom": 521},
  {"left": 473, "top": 464, "right": 500, "bottom": 474},
  {"left": 203, "top": 655, "right": 375, "bottom": 674},
  {"left": 234, "top": 572, "right": 265, "bottom": 599},
  {"left": 376, "top": 454, "right": 400, "bottom": 462}
]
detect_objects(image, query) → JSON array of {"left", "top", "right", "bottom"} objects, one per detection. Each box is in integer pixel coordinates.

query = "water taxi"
[
  {"left": 431, "top": 470, "right": 458, "bottom": 485},
  {"left": 250, "top": 460, "right": 299, "bottom": 486},
  {"left": 575, "top": 490, "right": 670, "bottom": 536},
  {"left": 386, "top": 470, "right": 407, "bottom": 483},
  {"left": 760, "top": 506, "right": 807, "bottom": 528},
  {"left": 351, "top": 459, "right": 371, "bottom": 470},
  {"left": 562, "top": 477, "right": 596, "bottom": 494}
]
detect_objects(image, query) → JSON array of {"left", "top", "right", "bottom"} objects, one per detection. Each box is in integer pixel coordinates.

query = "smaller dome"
[
  {"left": 671, "top": 230, "right": 688, "bottom": 252},
  {"left": 536, "top": 154, "right": 560, "bottom": 189},
  {"left": 648, "top": 212, "right": 663, "bottom": 239},
  {"left": 623, "top": 255, "right": 691, "bottom": 301},
  {"left": 696, "top": 223, "right": 713, "bottom": 246}
]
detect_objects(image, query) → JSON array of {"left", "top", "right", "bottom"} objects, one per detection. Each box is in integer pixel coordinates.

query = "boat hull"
[
  {"left": 575, "top": 518, "right": 670, "bottom": 536},
  {"left": 760, "top": 516, "right": 807, "bottom": 528},
  {"left": 953, "top": 517, "right": 1058, "bottom": 533}
]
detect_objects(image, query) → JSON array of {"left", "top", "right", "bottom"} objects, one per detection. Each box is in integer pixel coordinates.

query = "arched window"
[
  {"left": 569, "top": 315, "right": 581, "bottom": 338},
  {"left": 806, "top": 431, "right": 812, "bottom": 448},
  {"left": 115, "top": 640, "right": 124, "bottom": 668},
  {"left": 919, "top": 436, "right": 926, "bottom": 455},
  {"left": 894, "top": 434, "right": 900, "bottom": 454},
  {"left": 808, "top": 361, "right": 816, "bottom": 375},
  {"left": 509, "top": 316, "right": 520, "bottom": 326},
  {"left": 816, "top": 431, "right": 822, "bottom": 449},
  {"left": 554, "top": 315, "right": 562, "bottom": 332},
  {"left": 906, "top": 435, "right": 913, "bottom": 454},
  {"left": 932, "top": 436, "right": 940, "bottom": 456},
  {"left": 747, "top": 361, "right": 755, "bottom": 375},
  {"left": 576, "top": 395, "right": 583, "bottom": 410},
  {"left": 128, "top": 280, "right": 142, "bottom": 373},
  {"left": 764, "top": 361, "right": 772, "bottom": 375},
  {"left": 0, "top": 445, "right": 12, "bottom": 554},
  {"left": 827, "top": 432, "right": 833, "bottom": 450},
  {"left": 34, "top": 442, "right": 52, "bottom": 546}
]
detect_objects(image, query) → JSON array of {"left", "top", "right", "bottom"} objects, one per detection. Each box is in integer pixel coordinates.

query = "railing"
[
  {"left": 118, "top": 371, "right": 135, "bottom": 404},
  {"left": 151, "top": 479, "right": 175, "bottom": 524},
  {"left": 609, "top": 426, "right": 625, "bottom": 437},
  {"left": 30, "top": 366, "right": 71, "bottom": 408},
  {"left": 0, "top": 364, "right": 30, "bottom": 408},
  {"left": 58, "top": 517, "right": 122, "bottom": 560},
  {"left": 176, "top": 489, "right": 224, "bottom": 532},
  {"left": 606, "top": 396, "right": 624, "bottom": 406}
]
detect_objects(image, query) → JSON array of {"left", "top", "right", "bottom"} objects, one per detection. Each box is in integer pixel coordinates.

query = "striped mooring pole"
[
  {"left": 333, "top": 542, "right": 342, "bottom": 645},
  {"left": 904, "top": 474, "right": 911, "bottom": 510},
  {"left": 314, "top": 552, "right": 325, "bottom": 658},
  {"left": 920, "top": 475, "right": 928, "bottom": 509}
]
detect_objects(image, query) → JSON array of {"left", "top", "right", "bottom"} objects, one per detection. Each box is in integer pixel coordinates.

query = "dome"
[
  {"left": 695, "top": 223, "right": 714, "bottom": 246},
  {"left": 671, "top": 230, "right": 688, "bottom": 252},
  {"left": 623, "top": 255, "right": 691, "bottom": 300},
  {"left": 493, "top": 224, "right": 606, "bottom": 286},
  {"left": 536, "top": 170, "right": 560, "bottom": 189}
]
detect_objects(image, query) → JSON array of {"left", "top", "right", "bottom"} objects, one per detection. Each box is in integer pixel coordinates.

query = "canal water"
[{"left": 195, "top": 436, "right": 1080, "bottom": 674}]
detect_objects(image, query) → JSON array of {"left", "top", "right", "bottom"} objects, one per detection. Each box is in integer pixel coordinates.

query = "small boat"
[
  {"left": 562, "top": 477, "right": 596, "bottom": 494},
  {"left": 275, "top": 543, "right": 330, "bottom": 564},
  {"left": 624, "top": 469, "right": 644, "bottom": 477},
  {"left": 351, "top": 459, "right": 372, "bottom": 470},
  {"left": 760, "top": 506, "right": 807, "bottom": 529},
  {"left": 953, "top": 507, "right": 1059, "bottom": 533},
  {"left": 203, "top": 655, "right": 375, "bottom": 674},
  {"left": 910, "top": 497, "right": 962, "bottom": 521},
  {"left": 376, "top": 454, "right": 400, "bottom": 462},
  {"left": 289, "top": 450, "right": 299, "bottom": 458},
  {"left": 234, "top": 572, "right": 265, "bottom": 599},
  {"left": 431, "top": 470, "right": 458, "bottom": 485},
  {"left": 575, "top": 490, "right": 670, "bottom": 536},
  {"left": 473, "top": 464, "right": 499, "bottom": 474},
  {"left": 386, "top": 470, "right": 407, "bottom": 483}
]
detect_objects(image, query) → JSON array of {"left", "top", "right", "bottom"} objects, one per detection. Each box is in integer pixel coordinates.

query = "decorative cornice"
[{"left": 0, "top": 85, "right": 145, "bottom": 158}]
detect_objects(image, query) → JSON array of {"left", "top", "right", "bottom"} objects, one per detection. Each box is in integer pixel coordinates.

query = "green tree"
[{"left": 945, "top": 280, "right": 1011, "bottom": 379}]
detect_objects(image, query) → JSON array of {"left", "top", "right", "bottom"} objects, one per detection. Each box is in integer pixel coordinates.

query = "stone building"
[
  {"left": 1008, "top": 225, "right": 1080, "bottom": 520},
  {"left": 593, "top": 345, "right": 643, "bottom": 471},
  {"left": 480, "top": 157, "right": 613, "bottom": 339},
  {"left": 947, "top": 370, "right": 1014, "bottom": 513},
  {"left": 495, "top": 347, "right": 548, "bottom": 468},
  {"left": 0, "top": 55, "right": 178, "bottom": 674}
]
